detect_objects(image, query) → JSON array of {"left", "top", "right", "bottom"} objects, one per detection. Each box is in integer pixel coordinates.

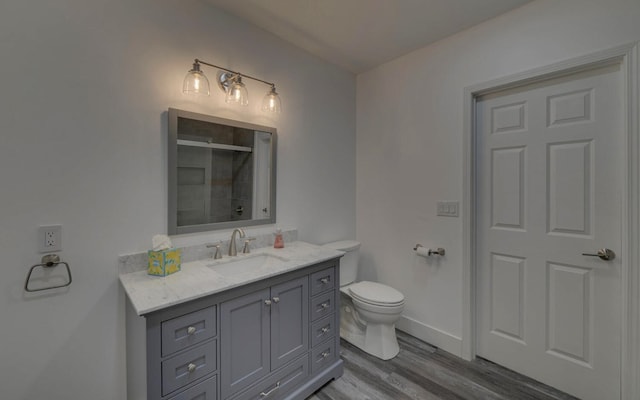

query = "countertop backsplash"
[{"left": 119, "top": 227, "right": 298, "bottom": 274}]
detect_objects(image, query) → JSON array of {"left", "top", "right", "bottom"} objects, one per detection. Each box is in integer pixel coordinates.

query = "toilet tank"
[{"left": 323, "top": 240, "right": 361, "bottom": 286}]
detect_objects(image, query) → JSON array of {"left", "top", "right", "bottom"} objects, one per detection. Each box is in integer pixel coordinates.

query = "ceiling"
[{"left": 206, "top": 0, "right": 533, "bottom": 73}]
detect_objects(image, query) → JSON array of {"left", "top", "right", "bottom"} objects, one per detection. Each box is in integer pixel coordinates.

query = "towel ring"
[{"left": 24, "top": 254, "right": 72, "bottom": 292}]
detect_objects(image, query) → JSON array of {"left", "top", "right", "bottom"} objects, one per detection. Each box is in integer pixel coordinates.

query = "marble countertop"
[{"left": 120, "top": 241, "right": 343, "bottom": 316}]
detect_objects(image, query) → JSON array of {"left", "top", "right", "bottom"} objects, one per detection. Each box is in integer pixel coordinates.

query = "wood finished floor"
[{"left": 309, "top": 331, "right": 579, "bottom": 400}]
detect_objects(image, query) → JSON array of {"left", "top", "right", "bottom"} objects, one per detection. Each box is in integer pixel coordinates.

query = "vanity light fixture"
[{"left": 183, "top": 59, "right": 281, "bottom": 113}]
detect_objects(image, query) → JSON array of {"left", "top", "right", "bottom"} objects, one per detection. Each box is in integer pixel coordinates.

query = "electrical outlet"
[
  {"left": 45, "top": 231, "right": 55, "bottom": 247},
  {"left": 39, "top": 225, "right": 62, "bottom": 253}
]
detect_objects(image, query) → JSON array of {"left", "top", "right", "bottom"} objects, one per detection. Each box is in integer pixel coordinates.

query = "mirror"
[{"left": 168, "top": 108, "right": 277, "bottom": 234}]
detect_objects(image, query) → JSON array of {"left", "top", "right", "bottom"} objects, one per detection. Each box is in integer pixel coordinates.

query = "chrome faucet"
[{"left": 228, "top": 228, "right": 246, "bottom": 256}]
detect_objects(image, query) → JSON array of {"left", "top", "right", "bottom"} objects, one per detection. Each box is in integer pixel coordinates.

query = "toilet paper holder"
[{"left": 413, "top": 244, "right": 445, "bottom": 256}]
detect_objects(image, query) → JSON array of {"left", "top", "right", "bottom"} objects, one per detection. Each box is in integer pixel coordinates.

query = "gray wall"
[
  {"left": 356, "top": 0, "right": 640, "bottom": 355},
  {"left": 0, "top": 0, "right": 356, "bottom": 398}
]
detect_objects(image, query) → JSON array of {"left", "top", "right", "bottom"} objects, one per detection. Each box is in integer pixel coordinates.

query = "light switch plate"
[{"left": 437, "top": 201, "right": 459, "bottom": 217}]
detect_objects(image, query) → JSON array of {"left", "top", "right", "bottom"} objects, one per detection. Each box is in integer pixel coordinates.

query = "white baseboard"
[{"left": 396, "top": 315, "right": 463, "bottom": 358}]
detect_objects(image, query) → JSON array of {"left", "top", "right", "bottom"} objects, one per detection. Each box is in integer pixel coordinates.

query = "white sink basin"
[{"left": 208, "top": 254, "right": 289, "bottom": 277}]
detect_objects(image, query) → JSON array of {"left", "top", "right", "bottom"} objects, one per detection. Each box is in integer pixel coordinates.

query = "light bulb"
[
  {"left": 183, "top": 63, "right": 210, "bottom": 95},
  {"left": 225, "top": 76, "right": 249, "bottom": 106},
  {"left": 261, "top": 87, "right": 281, "bottom": 113}
]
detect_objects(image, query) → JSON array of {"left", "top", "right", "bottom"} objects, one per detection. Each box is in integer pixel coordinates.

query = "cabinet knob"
[
  {"left": 272, "top": 296, "right": 280, "bottom": 303},
  {"left": 321, "top": 351, "right": 330, "bottom": 358},
  {"left": 264, "top": 299, "right": 272, "bottom": 306},
  {"left": 187, "top": 326, "right": 196, "bottom": 335},
  {"left": 187, "top": 363, "right": 196, "bottom": 373},
  {"left": 321, "top": 326, "right": 330, "bottom": 334},
  {"left": 320, "top": 302, "right": 330, "bottom": 309},
  {"left": 320, "top": 277, "right": 330, "bottom": 284}
]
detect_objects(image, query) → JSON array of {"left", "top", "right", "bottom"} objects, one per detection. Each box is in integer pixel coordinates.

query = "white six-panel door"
[{"left": 476, "top": 63, "right": 623, "bottom": 400}]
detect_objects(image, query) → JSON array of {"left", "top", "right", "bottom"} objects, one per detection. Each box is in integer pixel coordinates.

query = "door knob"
[{"left": 582, "top": 248, "right": 615, "bottom": 261}]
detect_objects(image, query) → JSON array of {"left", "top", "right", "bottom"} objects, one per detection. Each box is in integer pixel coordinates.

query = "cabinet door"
[
  {"left": 270, "top": 276, "right": 309, "bottom": 370},
  {"left": 220, "top": 288, "right": 270, "bottom": 399}
]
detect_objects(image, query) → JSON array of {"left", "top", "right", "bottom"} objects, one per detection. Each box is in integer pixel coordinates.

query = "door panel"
[
  {"left": 270, "top": 276, "right": 309, "bottom": 370},
  {"left": 476, "top": 63, "right": 623, "bottom": 400},
  {"left": 547, "top": 141, "right": 592, "bottom": 236},
  {"left": 546, "top": 262, "right": 592, "bottom": 366},
  {"left": 491, "top": 147, "right": 526, "bottom": 230},
  {"left": 220, "top": 288, "right": 270, "bottom": 399},
  {"left": 490, "top": 253, "right": 525, "bottom": 343},
  {"left": 547, "top": 88, "right": 592, "bottom": 127}
]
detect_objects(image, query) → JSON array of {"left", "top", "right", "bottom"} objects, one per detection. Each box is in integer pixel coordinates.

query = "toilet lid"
[{"left": 349, "top": 281, "right": 404, "bottom": 306}]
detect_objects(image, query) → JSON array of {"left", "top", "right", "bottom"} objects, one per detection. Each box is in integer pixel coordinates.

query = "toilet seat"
[{"left": 349, "top": 281, "right": 405, "bottom": 307}]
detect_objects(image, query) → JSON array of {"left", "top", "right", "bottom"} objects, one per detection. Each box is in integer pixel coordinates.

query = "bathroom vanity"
[{"left": 120, "top": 242, "right": 343, "bottom": 400}]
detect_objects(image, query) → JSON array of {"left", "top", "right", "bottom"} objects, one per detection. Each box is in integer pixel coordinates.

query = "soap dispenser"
[{"left": 273, "top": 229, "right": 284, "bottom": 248}]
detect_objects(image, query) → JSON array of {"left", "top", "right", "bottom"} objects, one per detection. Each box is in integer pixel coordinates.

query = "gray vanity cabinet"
[
  {"left": 220, "top": 276, "right": 309, "bottom": 399},
  {"left": 143, "top": 258, "right": 342, "bottom": 400}
]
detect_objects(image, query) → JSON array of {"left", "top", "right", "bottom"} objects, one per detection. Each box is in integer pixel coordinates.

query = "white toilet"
[{"left": 323, "top": 240, "right": 405, "bottom": 360}]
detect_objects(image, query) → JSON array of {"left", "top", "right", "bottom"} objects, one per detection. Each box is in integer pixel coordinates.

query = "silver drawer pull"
[
  {"left": 321, "top": 351, "right": 330, "bottom": 358},
  {"left": 187, "top": 363, "right": 196, "bottom": 373},
  {"left": 260, "top": 381, "right": 280, "bottom": 397},
  {"left": 321, "top": 326, "right": 330, "bottom": 334},
  {"left": 272, "top": 296, "right": 280, "bottom": 303},
  {"left": 317, "top": 302, "right": 330, "bottom": 310},
  {"left": 187, "top": 326, "right": 196, "bottom": 335},
  {"left": 320, "top": 277, "right": 330, "bottom": 284},
  {"left": 264, "top": 299, "right": 272, "bottom": 306}
]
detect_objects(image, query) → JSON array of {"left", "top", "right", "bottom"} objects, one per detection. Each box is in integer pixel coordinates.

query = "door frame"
[{"left": 462, "top": 42, "right": 640, "bottom": 400}]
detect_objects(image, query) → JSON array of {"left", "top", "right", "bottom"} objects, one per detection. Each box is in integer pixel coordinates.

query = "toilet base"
[
  {"left": 341, "top": 323, "right": 400, "bottom": 360},
  {"left": 340, "top": 301, "right": 400, "bottom": 360}
]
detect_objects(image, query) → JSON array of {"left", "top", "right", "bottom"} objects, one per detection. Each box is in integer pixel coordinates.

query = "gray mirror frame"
[{"left": 168, "top": 108, "right": 277, "bottom": 235}]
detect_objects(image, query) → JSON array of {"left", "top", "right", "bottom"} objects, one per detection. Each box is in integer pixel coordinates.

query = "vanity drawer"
[
  {"left": 168, "top": 375, "right": 217, "bottom": 400},
  {"left": 162, "top": 340, "right": 217, "bottom": 396},
  {"left": 162, "top": 306, "right": 217, "bottom": 357},
  {"left": 311, "top": 314, "right": 336, "bottom": 348},
  {"left": 230, "top": 355, "right": 309, "bottom": 400},
  {"left": 310, "top": 291, "right": 335, "bottom": 322},
  {"left": 311, "top": 339, "right": 336, "bottom": 375},
  {"left": 310, "top": 267, "right": 335, "bottom": 296}
]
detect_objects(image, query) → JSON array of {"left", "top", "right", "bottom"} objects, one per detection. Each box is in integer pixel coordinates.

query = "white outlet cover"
[{"left": 38, "top": 225, "right": 62, "bottom": 253}]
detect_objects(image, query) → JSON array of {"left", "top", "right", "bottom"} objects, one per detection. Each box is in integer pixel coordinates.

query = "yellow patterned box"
[{"left": 147, "top": 248, "right": 181, "bottom": 276}]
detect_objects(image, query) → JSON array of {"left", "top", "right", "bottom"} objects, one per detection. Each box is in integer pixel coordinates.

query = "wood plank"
[{"left": 309, "top": 331, "right": 579, "bottom": 400}]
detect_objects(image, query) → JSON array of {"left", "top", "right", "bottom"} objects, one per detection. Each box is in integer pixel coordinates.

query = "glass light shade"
[
  {"left": 183, "top": 65, "right": 210, "bottom": 95},
  {"left": 261, "top": 87, "right": 282, "bottom": 113},
  {"left": 225, "top": 78, "right": 249, "bottom": 106}
]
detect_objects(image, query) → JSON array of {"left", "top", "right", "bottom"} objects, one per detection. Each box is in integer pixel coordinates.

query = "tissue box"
[{"left": 148, "top": 248, "right": 181, "bottom": 276}]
